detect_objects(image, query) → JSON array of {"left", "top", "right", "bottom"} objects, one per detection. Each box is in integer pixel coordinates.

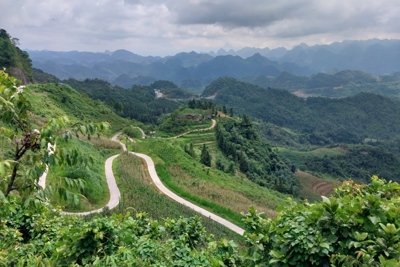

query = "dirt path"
[{"left": 164, "top": 119, "right": 216, "bottom": 139}]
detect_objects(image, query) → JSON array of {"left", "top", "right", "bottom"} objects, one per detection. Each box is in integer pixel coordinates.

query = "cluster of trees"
[
  {"left": 200, "top": 144, "right": 212, "bottom": 167},
  {"left": 188, "top": 98, "right": 217, "bottom": 110},
  {"left": 215, "top": 115, "right": 298, "bottom": 195}
]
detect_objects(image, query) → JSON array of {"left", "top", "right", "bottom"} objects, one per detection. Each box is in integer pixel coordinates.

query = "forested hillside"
[
  {"left": 0, "top": 29, "right": 33, "bottom": 83},
  {"left": 202, "top": 77, "right": 400, "bottom": 143},
  {"left": 244, "top": 70, "right": 400, "bottom": 99},
  {"left": 64, "top": 78, "right": 181, "bottom": 124},
  {"left": 215, "top": 116, "right": 298, "bottom": 194}
]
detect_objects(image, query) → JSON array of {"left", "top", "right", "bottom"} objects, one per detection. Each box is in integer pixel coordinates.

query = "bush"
[{"left": 242, "top": 176, "right": 400, "bottom": 266}]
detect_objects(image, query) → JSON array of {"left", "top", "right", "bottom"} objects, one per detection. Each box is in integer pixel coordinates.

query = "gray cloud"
[
  {"left": 170, "top": 0, "right": 311, "bottom": 28},
  {"left": 0, "top": 0, "right": 399, "bottom": 55}
]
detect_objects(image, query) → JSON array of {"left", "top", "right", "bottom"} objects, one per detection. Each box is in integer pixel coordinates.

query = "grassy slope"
[
  {"left": 133, "top": 126, "right": 288, "bottom": 223},
  {"left": 28, "top": 83, "right": 130, "bottom": 211}
]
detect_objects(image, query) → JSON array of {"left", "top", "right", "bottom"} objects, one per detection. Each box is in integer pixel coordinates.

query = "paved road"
[
  {"left": 62, "top": 154, "right": 121, "bottom": 216},
  {"left": 39, "top": 124, "right": 245, "bottom": 235},
  {"left": 131, "top": 151, "right": 244, "bottom": 235}
]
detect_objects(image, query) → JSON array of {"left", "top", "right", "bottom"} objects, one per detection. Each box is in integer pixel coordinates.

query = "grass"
[
  {"left": 134, "top": 138, "right": 286, "bottom": 221},
  {"left": 112, "top": 152, "right": 243, "bottom": 242},
  {"left": 155, "top": 164, "right": 244, "bottom": 226},
  {"left": 29, "top": 83, "right": 133, "bottom": 135}
]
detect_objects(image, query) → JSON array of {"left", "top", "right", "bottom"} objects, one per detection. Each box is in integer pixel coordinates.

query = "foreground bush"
[
  {"left": 1, "top": 177, "right": 399, "bottom": 266},
  {"left": 243, "top": 176, "right": 400, "bottom": 267}
]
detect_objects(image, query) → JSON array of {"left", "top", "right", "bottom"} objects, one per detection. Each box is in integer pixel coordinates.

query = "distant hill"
[
  {"left": 202, "top": 77, "right": 400, "bottom": 143},
  {"left": 30, "top": 50, "right": 309, "bottom": 91},
  {"left": 29, "top": 39, "right": 400, "bottom": 92},
  {"left": 211, "top": 39, "right": 400, "bottom": 75}
]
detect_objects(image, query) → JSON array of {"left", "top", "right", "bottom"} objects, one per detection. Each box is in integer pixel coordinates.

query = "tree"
[
  {"left": 0, "top": 70, "right": 109, "bottom": 199},
  {"left": 200, "top": 144, "right": 212, "bottom": 167},
  {"left": 229, "top": 107, "right": 234, "bottom": 117}
]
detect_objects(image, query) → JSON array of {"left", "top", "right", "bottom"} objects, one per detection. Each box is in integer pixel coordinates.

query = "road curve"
[
  {"left": 130, "top": 151, "right": 245, "bottom": 235},
  {"left": 62, "top": 154, "right": 121, "bottom": 216},
  {"left": 40, "top": 124, "right": 245, "bottom": 235}
]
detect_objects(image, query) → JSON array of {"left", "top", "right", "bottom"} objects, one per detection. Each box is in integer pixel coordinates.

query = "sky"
[{"left": 1, "top": 0, "right": 400, "bottom": 56}]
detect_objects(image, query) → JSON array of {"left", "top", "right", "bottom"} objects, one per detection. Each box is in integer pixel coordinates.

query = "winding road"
[{"left": 39, "top": 119, "right": 244, "bottom": 235}]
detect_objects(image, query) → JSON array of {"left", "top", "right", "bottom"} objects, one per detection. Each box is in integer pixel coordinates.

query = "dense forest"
[{"left": 215, "top": 115, "right": 298, "bottom": 194}]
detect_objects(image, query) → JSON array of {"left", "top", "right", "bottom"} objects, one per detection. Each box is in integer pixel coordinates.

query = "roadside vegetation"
[{"left": 112, "top": 152, "right": 241, "bottom": 241}]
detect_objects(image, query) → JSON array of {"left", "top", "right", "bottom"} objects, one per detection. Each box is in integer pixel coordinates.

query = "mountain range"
[{"left": 29, "top": 39, "right": 400, "bottom": 91}]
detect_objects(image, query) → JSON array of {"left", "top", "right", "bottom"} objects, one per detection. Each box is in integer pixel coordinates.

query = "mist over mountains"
[{"left": 29, "top": 39, "right": 400, "bottom": 91}]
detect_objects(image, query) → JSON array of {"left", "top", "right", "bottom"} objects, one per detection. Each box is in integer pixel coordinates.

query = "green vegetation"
[
  {"left": 216, "top": 115, "right": 298, "bottom": 194},
  {"left": 2, "top": 42, "right": 400, "bottom": 266},
  {"left": 0, "top": 29, "right": 33, "bottom": 83},
  {"left": 280, "top": 145, "right": 400, "bottom": 184},
  {"left": 134, "top": 138, "right": 286, "bottom": 220},
  {"left": 32, "top": 68, "right": 61, "bottom": 84},
  {"left": 157, "top": 100, "right": 216, "bottom": 136},
  {"left": 243, "top": 177, "right": 400, "bottom": 266},
  {"left": 246, "top": 70, "right": 400, "bottom": 100},
  {"left": 202, "top": 77, "right": 400, "bottom": 143},
  {"left": 2, "top": 175, "right": 399, "bottom": 266},
  {"left": 0, "top": 70, "right": 109, "bottom": 204},
  {"left": 64, "top": 78, "right": 182, "bottom": 124},
  {"left": 45, "top": 137, "right": 111, "bottom": 211},
  {"left": 112, "top": 152, "right": 238, "bottom": 241},
  {"left": 29, "top": 82, "right": 131, "bottom": 132}
]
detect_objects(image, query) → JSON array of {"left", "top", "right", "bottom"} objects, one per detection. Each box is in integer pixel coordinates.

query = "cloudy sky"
[{"left": 1, "top": 0, "right": 399, "bottom": 56}]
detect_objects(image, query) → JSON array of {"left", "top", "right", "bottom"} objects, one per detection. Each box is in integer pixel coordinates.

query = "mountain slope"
[
  {"left": 202, "top": 77, "right": 400, "bottom": 142},
  {"left": 0, "top": 29, "right": 33, "bottom": 83}
]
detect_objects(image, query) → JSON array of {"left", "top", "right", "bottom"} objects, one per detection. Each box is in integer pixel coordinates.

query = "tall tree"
[{"left": 200, "top": 144, "right": 212, "bottom": 167}]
